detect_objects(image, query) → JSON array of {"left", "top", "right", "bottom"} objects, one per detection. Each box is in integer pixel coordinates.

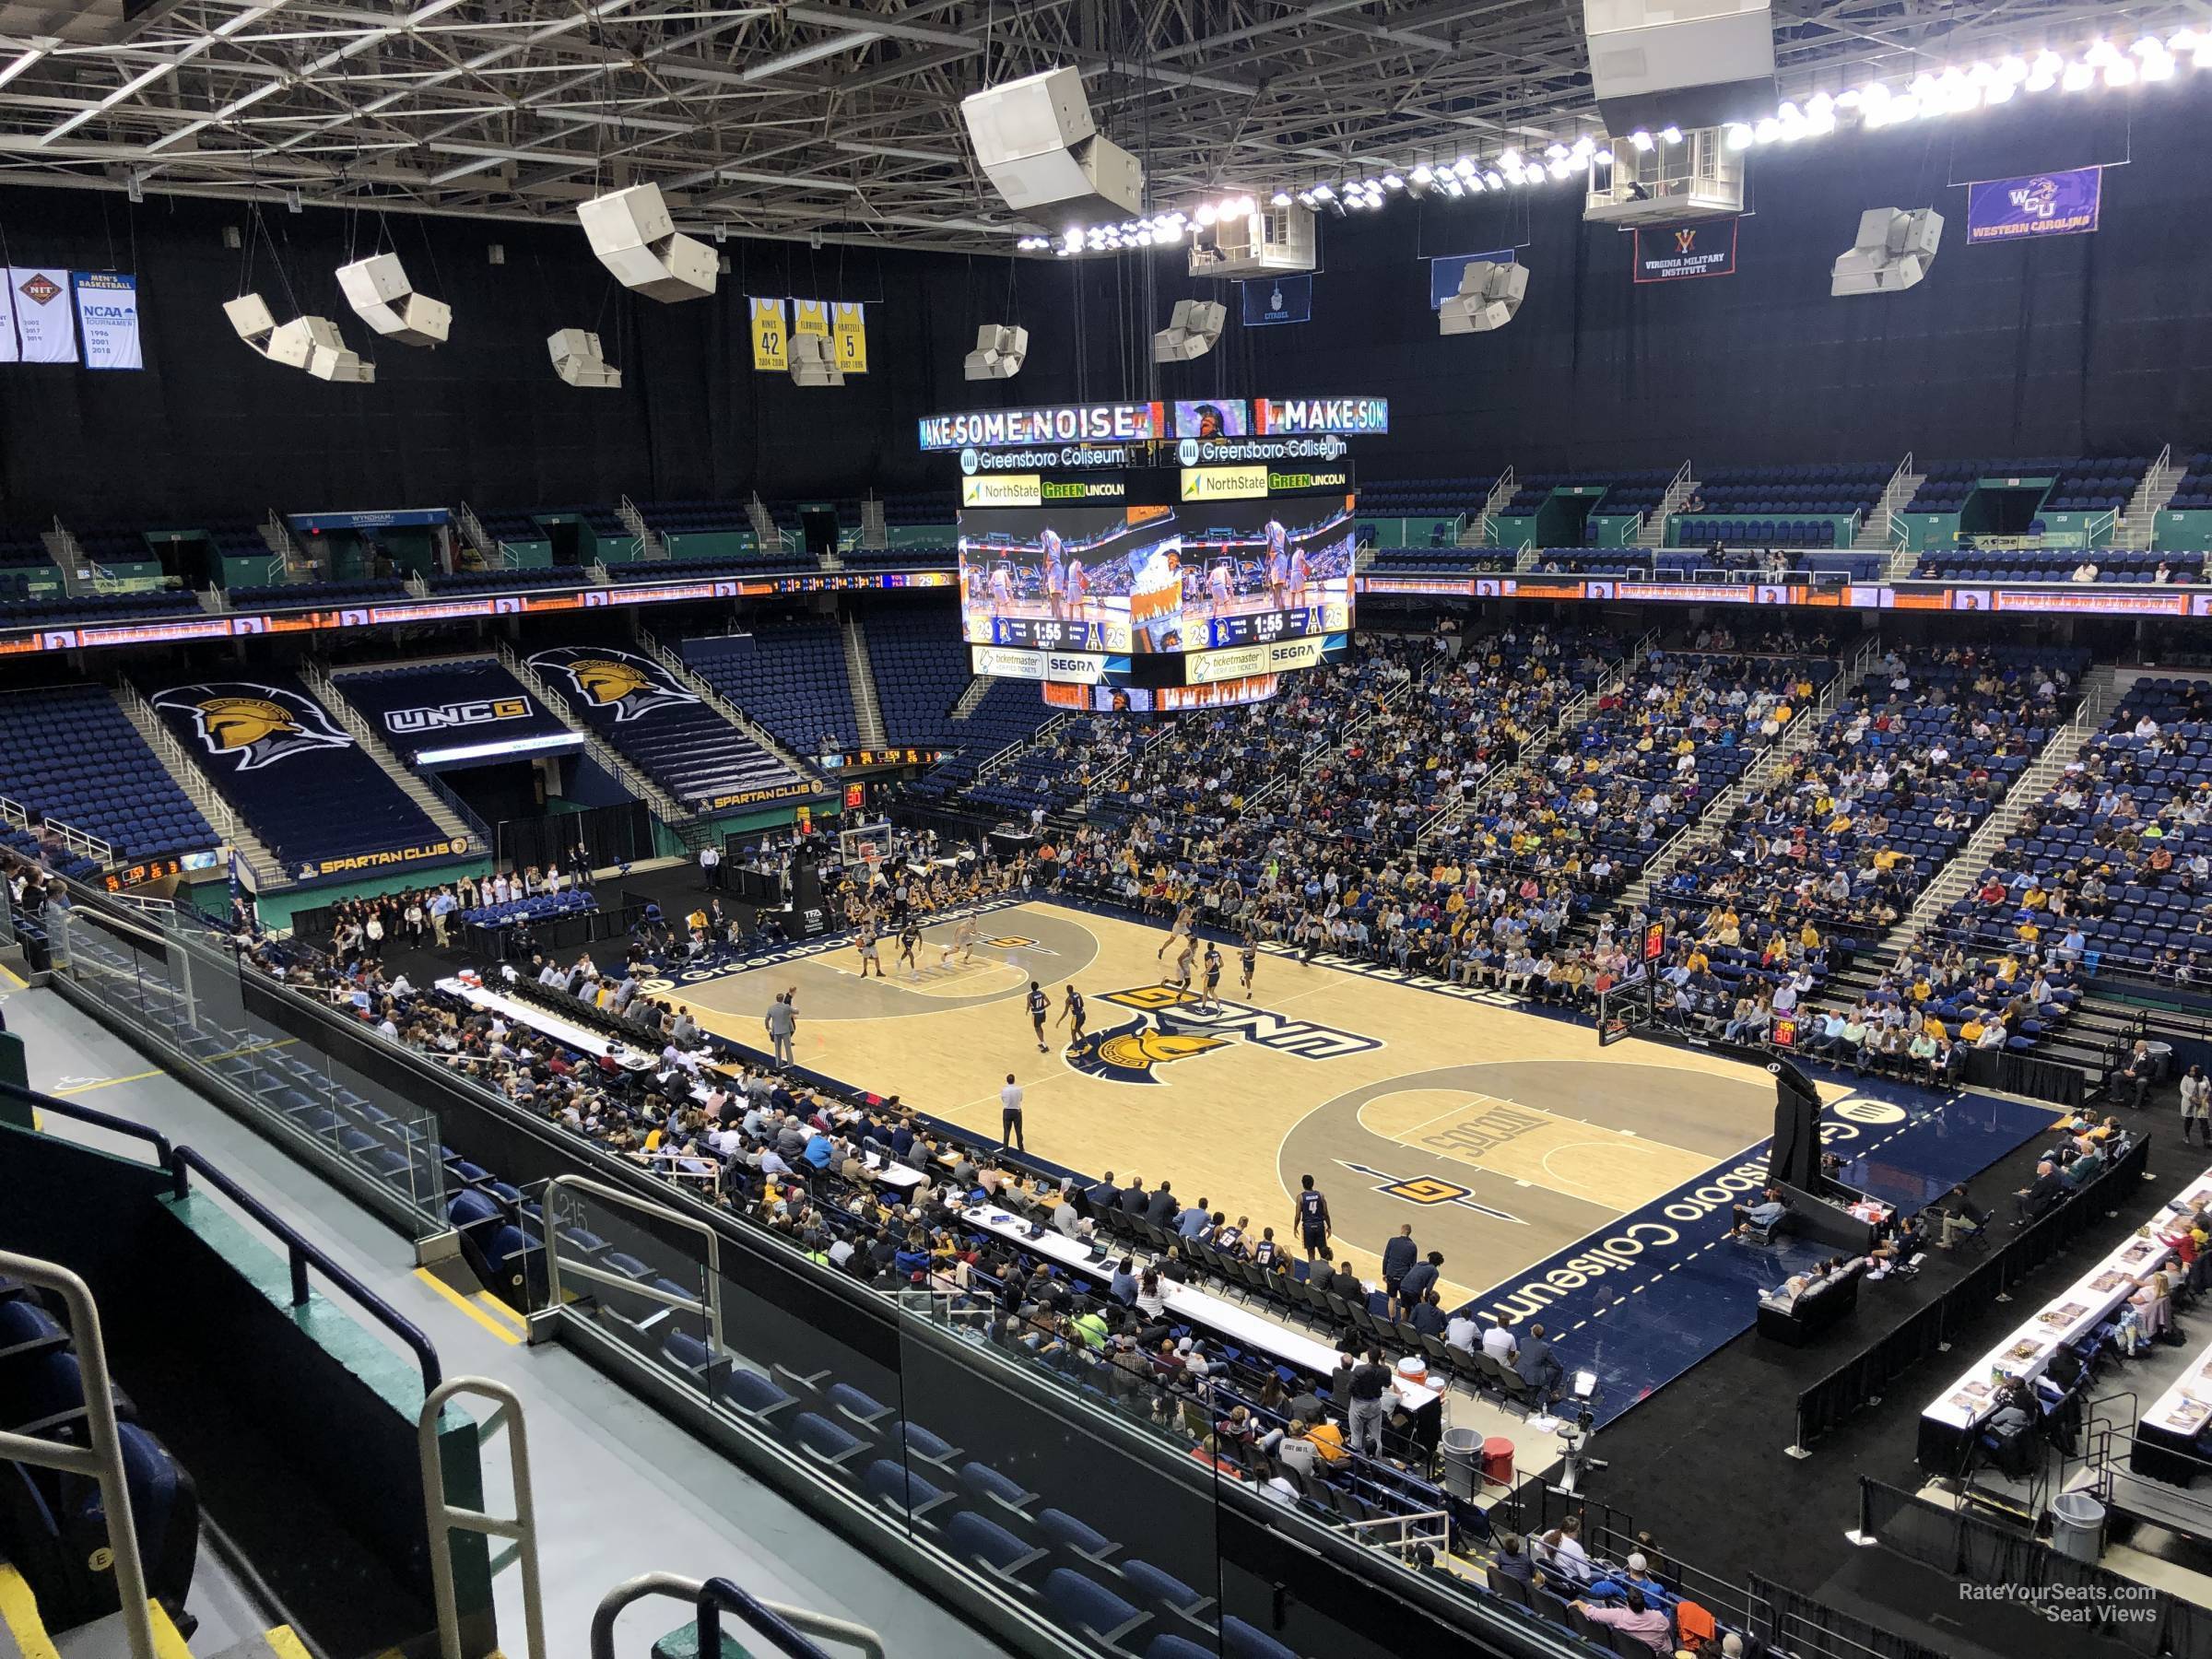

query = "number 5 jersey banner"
[
  {"left": 831, "top": 300, "right": 867, "bottom": 372},
  {"left": 1966, "top": 167, "right": 2103, "bottom": 243},
  {"left": 8, "top": 268, "right": 77, "bottom": 362},
  {"left": 74, "top": 272, "right": 143, "bottom": 370}
]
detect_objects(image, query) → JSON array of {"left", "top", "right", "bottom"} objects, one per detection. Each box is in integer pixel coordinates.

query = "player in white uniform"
[
  {"left": 1041, "top": 528, "right": 1066, "bottom": 618},
  {"left": 1265, "top": 521, "right": 1289, "bottom": 609},
  {"left": 988, "top": 560, "right": 1015, "bottom": 618},
  {"left": 1288, "top": 543, "right": 1311, "bottom": 609},
  {"left": 1206, "top": 559, "right": 1233, "bottom": 619},
  {"left": 1066, "top": 556, "right": 1088, "bottom": 616}
]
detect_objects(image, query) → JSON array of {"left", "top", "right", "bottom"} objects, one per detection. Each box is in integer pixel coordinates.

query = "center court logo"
[{"left": 1066, "top": 984, "right": 1382, "bottom": 1086}]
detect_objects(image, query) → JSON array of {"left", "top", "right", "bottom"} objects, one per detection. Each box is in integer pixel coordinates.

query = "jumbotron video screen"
[{"left": 957, "top": 494, "right": 1356, "bottom": 657}]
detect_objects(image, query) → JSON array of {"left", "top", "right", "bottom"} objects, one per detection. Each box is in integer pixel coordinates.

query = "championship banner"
[
  {"left": 1966, "top": 167, "right": 2102, "bottom": 244},
  {"left": 9, "top": 268, "right": 77, "bottom": 363},
  {"left": 0, "top": 270, "right": 17, "bottom": 362},
  {"left": 831, "top": 300, "right": 867, "bottom": 373},
  {"left": 749, "top": 297, "right": 788, "bottom": 371},
  {"left": 791, "top": 298, "right": 830, "bottom": 338},
  {"left": 73, "top": 272, "right": 143, "bottom": 370},
  {"left": 1633, "top": 219, "right": 1737, "bottom": 283},
  {"left": 1241, "top": 275, "right": 1311, "bottom": 326}
]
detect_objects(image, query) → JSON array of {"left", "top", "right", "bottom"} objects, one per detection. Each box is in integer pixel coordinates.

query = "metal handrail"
[
  {"left": 590, "top": 1571, "right": 882, "bottom": 1659},
  {"left": 0, "top": 1078, "right": 173, "bottom": 1169},
  {"left": 418, "top": 1376, "right": 547, "bottom": 1659},
  {"left": 0, "top": 1251, "right": 158, "bottom": 1659},
  {"left": 171, "top": 1146, "right": 442, "bottom": 1394},
  {"left": 540, "top": 1172, "right": 724, "bottom": 1358}
]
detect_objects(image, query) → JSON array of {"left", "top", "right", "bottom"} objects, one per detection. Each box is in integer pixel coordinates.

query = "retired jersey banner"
[
  {"left": 1966, "top": 167, "right": 2102, "bottom": 244},
  {"left": 790, "top": 298, "right": 830, "bottom": 338},
  {"left": 1633, "top": 218, "right": 1738, "bottom": 283},
  {"left": 9, "top": 268, "right": 77, "bottom": 362},
  {"left": 73, "top": 272, "right": 143, "bottom": 370},
  {"left": 749, "top": 297, "right": 788, "bottom": 371},
  {"left": 831, "top": 300, "right": 867, "bottom": 372}
]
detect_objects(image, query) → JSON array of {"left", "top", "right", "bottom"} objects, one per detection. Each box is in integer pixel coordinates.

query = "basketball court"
[{"left": 643, "top": 899, "right": 1847, "bottom": 1306}]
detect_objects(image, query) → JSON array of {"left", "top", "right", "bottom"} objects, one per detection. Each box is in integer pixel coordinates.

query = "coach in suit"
[
  {"left": 1381, "top": 1225, "right": 1418, "bottom": 1300},
  {"left": 2014, "top": 1160, "right": 2065, "bottom": 1224}
]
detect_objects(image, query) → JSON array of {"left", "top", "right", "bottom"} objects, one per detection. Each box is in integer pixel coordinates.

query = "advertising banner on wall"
[
  {"left": 1632, "top": 219, "right": 1739, "bottom": 283},
  {"left": 1965, "top": 167, "right": 2102, "bottom": 243}
]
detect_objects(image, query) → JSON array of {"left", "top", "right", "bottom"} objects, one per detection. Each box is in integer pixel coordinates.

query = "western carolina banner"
[
  {"left": 1241, "top": 274, "right": 1312, "bottom": 326},
  {"left": 1428, "top": 249, "right": 1516, "bottom": 311},
  {"left": 1966, "top": 167, "right": 2102, "bottom": 244},
  {"left": 790, "top": 298, "right": 830, "bottom": 339},
  {"left": 748, "top": 297, "right": 788, "bottom": 371},
  {"left": 73, "top": 272, "right": 142, "bottom": 370},
  {"left": 8, "top": 267, "right": 77, "bottom": 362},
  {"left": 831, "top": 300, "right": 867, "bottom": 372},
  {"left": 1633, "top": 218, "right": 1739, "bottom": 283}
]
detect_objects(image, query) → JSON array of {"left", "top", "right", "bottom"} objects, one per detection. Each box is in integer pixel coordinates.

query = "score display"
[{"left": 956, "top": 476, "right": 1355, "bottom": 674}]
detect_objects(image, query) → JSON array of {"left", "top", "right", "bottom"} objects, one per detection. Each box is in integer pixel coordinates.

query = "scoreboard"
[{"left": 955, "top": 464, "right": 1355, "bottom": 703}]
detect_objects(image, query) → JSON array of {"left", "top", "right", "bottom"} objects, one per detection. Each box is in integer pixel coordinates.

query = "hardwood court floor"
[{"left": 654, "top": 901, "right": 1838, "bottom": 1305}]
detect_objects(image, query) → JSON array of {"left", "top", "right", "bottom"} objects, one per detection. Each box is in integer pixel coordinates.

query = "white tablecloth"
[
  {"left": 1923, "top": 1162, "right": 2212, "bottom": 1433},
  {"left": 959, "top": 1208, "right": 1441, "bottom": 1410},
  {"left": 2142, "top": 1329, "right": 2212, "bottom": 1442},
  {"left": 438, "top": 976, "right": 657, "bottom": 1069}
]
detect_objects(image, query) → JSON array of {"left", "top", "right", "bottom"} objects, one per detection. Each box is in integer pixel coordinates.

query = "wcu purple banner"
[{"left": 1965, "top": 167, "right": 2102, "bottom": 243}]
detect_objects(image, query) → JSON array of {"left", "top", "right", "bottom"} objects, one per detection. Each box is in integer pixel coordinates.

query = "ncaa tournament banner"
[
  {"left": 1428, "top": 249, "right": 1516, "bottom": 311},
  {"left": 749, "top": 297, "right": 788, "bottom": 371},
  {"left": 8, "top": 268, "right": 78, "bottom": 362},
  {"left": 1633, "top": 219, "right": 1738, "bottom": 283},
  {"left": 73, "top": 272, "right": 143, "bottom": 370},
  {"left": 831, "top": 300, "right": 867, "bottom": 372},
  {"left": 1966, "top": 167, "right": 2102, "bottom": 243},
  {"left": 1241, "top": 274, "right": 1312, "bottom": 326}
]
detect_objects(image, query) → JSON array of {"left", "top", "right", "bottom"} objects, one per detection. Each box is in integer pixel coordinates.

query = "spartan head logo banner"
[
  {"left": 526, "top": 646, "right": 699, "bottom": 723},
  {"left": 152, "top": 681, "right": 354, "bottom": 771}
]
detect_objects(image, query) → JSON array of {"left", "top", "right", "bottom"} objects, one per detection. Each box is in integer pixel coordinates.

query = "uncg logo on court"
[{"left": 1065, "top": 985, "right": 1381, "bottom": 1086}]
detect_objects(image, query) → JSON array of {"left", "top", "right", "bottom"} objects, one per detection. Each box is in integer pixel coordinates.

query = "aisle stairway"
[{"left": 841, "top": 618, "right": 888, "bottom": 747}]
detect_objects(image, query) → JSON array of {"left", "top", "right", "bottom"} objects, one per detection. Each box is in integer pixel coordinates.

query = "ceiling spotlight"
[
  {"left": 1442, "top": 178, "right": 1465, "bottom": 196},
  {"left": 1312, "top": 183, "right": 1335, "bottom": 200},
  {"left": 1545, "top": 143, "right": 1570, "bottom": 160},
  {"left": 1453, "top": 158, "right": 1477, "bottom": 181},
  {"left": 1725, "top": 124, "right": 1754, "bottom": 149},
  {"left": 2062, "top": 60, "right": 2096, "bottom": 89},
  {"left": 1382, "top": 173, "right": 1405, "bottom": 190},
  {"left": 1630, "top": 130, "right": 1653, "bottom": 150},
  {"left": 1410, "top": 164, "right": 1434, "bottom": 184},
  {"left": 1660, "top": 125, "right": 1683, "bottom": 144},
  {"left": 1485, "top": 171, "right": 1503, "bottom": 189},
  {"left": 1596, "top": 147, "right": 1616, "bottom": 165},
  {"left": 1297, "top": 191, "right": 1317, "bottom": 207},
  {"left": 1271, "top": 188, "right": 1292, "bottom": 206},
  {"left": 2104, "top": 56, "right": 2137, "bottom": 85}
]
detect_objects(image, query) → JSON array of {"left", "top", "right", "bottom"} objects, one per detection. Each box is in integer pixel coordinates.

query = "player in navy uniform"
[
  {"left": 1294, "top": 1172, "right": 1332, "bottom": 1262},
  {"left": 1239, "top": 933, "right": 1259, "bottom": 996},
  {"left": 1027, "top": 980, "right": 1051, "bottom": 1053},
  {"left": 1200, "top": 942, "right": 1224, "bottom": 1012},
  {"left": 1057, "top": 984, "right": 1088, "bottom": 1050}
]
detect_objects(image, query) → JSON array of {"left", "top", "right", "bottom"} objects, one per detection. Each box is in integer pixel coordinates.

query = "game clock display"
[{"left": 103, "top": 856, "right": 185, "bottom": 891}]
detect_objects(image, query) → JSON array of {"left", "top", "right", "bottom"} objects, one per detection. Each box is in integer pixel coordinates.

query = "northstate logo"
[
  {"left": 526, "top": 646, "right": 697, "bottom": 723},
  {"left": 18, "top": 273, "right": 61, "bottom": 307},
  {"left": 152, "top": 681, "right": 353, "bottom": 771},
  {"left": 1065, "top": 984, "right": 1381, "bottom": 1086}
]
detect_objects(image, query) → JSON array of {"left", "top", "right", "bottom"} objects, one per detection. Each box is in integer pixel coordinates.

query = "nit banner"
[
  {"left": 1966, "top": 167, "right": 2102, "bottom": 243},
  {"left": 749, "top": 297, "right": 788, "bottom": 371},
  {"left": 7, "top": 267, "right": 76, "bottom": 362}
]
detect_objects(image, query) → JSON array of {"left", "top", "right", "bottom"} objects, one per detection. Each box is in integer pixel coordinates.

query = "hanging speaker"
[
  {"left": 577, "top": 182, "right": 718, "bottom": 303},
  {"left": 1439, "top": 261, "right": 1528, "bottom": 334},
  {"left": 548, "top": 327, "right": 622, "bottom": 389},
  {"left": 336, "top": 252, "right": 451, "bottom": 347},
  {"left": 790, "top": 334, "right": 845, "bottom": 387},
  {"left": 1830, "top": 207, "right": 1944, "bottom": 296},
  {"left": 963, "top": 323, "right": 1030, "bottom": 380},
  {"left": 1150, "top": 298, "right": 1227, "bottom": 363}
]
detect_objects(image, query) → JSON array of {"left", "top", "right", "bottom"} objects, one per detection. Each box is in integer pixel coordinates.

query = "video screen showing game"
[{"left": 958, "top": 493, "right": 1355, "bottom": 656}]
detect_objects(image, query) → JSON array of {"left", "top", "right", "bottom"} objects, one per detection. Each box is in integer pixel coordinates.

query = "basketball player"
[
  {"left": 1294, "top": 1173, "right": 1332, "bottom": 1262},
  {"left": 1027, "top": 979, "right": 1051, "bottom": 1053},
  {"left": 1265, "top": 519, "right": 1289, "bottom": 609},
  {"left": 1288, "top": 539, "right": 1311, "bottom": 610},
  {"left": 897, "top": 921, "right": 920, "bottom": 976},
  {"left": 1206, "top": 558, "right": 1233, "bottom": 621},
  {"left": 988, "top": 559, "right": 1015, "bottom": 619},
  {"left": 1158, "top": 902, "right": 1196, "bottom": 963},
  {"left": 1057, "top": 983, "right": 1088, "bottom": 1050},
  {"left": 1200, "top": 941, "right": 1224, "bottom": 1012},
  {"left": 1066, "top": 554, "right": 1088, "bottom": 618},
  {"left": 956, "top": 915, "right": 981, "bottom": 964},
  {"left": 855, "top": 919, "right": 883, "bottom": 978},
  {"left": 1041, "top": 528, "right": 1067, "bottom": 619},
  {"left": 1169, "top": 935, "right": 1198, "bottom": 998},
  {"left": 936, "top": 928, "right": 959, "bottom": 972},
  {"left": 1239, "top": 933, "right": 1259, "bottom": 996}
]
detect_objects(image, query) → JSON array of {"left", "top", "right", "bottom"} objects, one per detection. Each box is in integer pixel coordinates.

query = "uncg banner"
[
  {"left": 749, "top": 297, "right": 788, "bottom": 371},
  {"left": 8, "top": 267, "right": 77, "bottom": 362},
  {"left": 1428, "top": 249, "right": 1517, "bottom": 311},
  {"left": 831, "top": 300, "right": 867, "bottom": 372},
  {"left": 1966, "top": 167, "right": 2102, "bottom": 244},
  {"left": 1633, "top": 218, "right": 1738, "bottom": 283},
  {"left": 1240, "top": 274, "right": 1312, "bottom": 327},
  {"left": 73, "top": 272, "right": 142, "bottom": 370}
]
